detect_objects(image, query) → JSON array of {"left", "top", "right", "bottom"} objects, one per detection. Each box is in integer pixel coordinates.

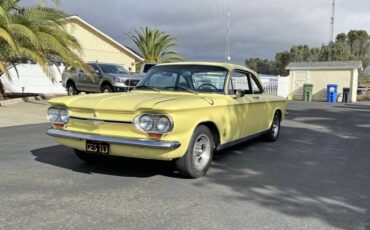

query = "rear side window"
[{"left": 88, "top": 64, "right": 100, "bottom": 71}]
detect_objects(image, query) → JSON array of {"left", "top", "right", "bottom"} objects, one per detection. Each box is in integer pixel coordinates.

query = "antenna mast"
[
  {"left": 329, "top": 0, "right": 335, "bottom": 61},
  {"left": 226, "top": 11, "right": 231, "bottom": 63}
]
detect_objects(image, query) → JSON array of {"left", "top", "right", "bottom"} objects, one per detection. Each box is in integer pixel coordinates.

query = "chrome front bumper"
[{"left": 46, "top": 128, "right": 181, "bottom": 149}]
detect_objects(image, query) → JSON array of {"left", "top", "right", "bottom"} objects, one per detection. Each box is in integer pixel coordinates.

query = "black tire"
[
  {"left": 101, "top": 84, "right": 114, "bottom": 93},
  {"left": 175, "top": 125, "right": 214, "bottom": 178},
  {"left": 67, "top": 82, "right": 79, "bottom": 96},
  {"left": 74, "top": 149, "right": 107, "bottom": 163},
  {"left": 265, "top": 112, "right": 281, "bottom": 142}
]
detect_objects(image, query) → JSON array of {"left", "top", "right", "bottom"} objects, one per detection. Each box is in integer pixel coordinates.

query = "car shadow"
[
  {"left": 204, "top": 103, "right": 370, "bottom": 230},
  {"left": 31, "top": 145, "right": 182, "bottom": 178}
]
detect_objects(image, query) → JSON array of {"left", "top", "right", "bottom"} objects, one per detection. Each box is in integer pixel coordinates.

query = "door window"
[
  {"left": 250, "top": 76, "right": 263, "bottom": 94},
  {"left": 230, "top": 71, "right": 251, "bottom": 94}
]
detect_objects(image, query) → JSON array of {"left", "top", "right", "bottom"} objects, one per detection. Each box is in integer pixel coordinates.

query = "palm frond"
[{"left": 125, "top": 27, "right": 183, "bottom": 64}]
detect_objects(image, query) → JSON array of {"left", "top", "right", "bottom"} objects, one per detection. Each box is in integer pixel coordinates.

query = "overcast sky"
[{"left": 22, "top": 0, "right": 370, "bottom": 64}]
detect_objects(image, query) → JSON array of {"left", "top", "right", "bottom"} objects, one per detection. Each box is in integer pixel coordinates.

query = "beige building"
[
  {"left": 64, "top": 16, "right": 143, "bottom": 72},
  {"left": 286, "top": 61, "right": 363, "bottom": 102}
]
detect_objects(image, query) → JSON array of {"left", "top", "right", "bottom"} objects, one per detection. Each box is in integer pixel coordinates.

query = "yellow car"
[{"left": 46, "top": 62, "right": 287, "bottom": 178}]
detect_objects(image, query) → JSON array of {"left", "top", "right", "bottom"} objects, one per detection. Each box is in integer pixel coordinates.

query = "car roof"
[
  {"left": 86, "top": 62, "right": 123, "bottom": 66},
  {"left": 155, "top": 62, "right": 258, "bottom": 76}
]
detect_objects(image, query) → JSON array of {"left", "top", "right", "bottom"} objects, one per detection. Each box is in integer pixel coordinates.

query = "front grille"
[{"left": 125, "top": 79, "right": 140, "bottom": 86}]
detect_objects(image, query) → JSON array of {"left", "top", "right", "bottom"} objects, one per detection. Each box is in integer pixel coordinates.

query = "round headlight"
[
  {"left": 157, "top": 116, "right": 171, "bottom": 133},
  {"left": 139, "top": 115, "right": 154, "bottom": 131},
  {"left": 60, "top": 109, "right": 69, "bottom": 123},
  {"left": 47, "top": 108, "right": 59, "bottom": 122}
]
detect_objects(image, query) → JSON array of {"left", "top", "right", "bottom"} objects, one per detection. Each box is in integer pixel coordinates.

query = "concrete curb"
[
  {"left": 0, "top": 93, "right": 66, "bottom": 107},
  {"left": 0, "top": 96, "right": 44, "bottom": 106}
]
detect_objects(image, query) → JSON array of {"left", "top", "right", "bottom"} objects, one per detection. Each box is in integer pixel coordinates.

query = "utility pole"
[
  {"left": 225, "top": 10, "right": 231, "bottom": 63},
  {"left": 328, "top": 0, "right": 336, "bottom": 61}
]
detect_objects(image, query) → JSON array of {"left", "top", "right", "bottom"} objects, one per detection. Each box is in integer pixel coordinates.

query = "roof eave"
[
  {"left": 286, "top": 66, "right": 363, "bottom": 71},
  {"left": 65, "top": 16, "right": 143, "bottom": 61}
]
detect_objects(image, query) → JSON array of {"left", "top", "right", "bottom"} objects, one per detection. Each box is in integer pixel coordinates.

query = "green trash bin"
[{"left": 303, "top": 84, "right": 313, "bottom": 101}]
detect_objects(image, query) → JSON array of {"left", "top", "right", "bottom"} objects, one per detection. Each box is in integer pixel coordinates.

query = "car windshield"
[
  {"left": 135, "top": 65, "right": 228, "bottom": 94},
  {"left": 99, "top": 64, "right": 129, "bottom": 74}
]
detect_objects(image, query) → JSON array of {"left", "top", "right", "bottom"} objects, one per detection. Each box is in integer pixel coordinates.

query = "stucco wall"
[
  {"left": 309, "top": 70, "right": 352, "bottom": 101},
  {"left": 288, "top": 69, "right": 357, "bottom": 102},
  {"left": 65, "top": 21, "right": 137, "bottom": 72}
]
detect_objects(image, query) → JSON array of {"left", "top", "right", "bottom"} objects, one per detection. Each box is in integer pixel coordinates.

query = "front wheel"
[
  {"left": 265, "top": 112, "right": 281, "bottom": 142},
  {"left": 175, "top": 125, "right": 214, "bottom": 178},
  {"left": 101, "top": 84, "right": 113, "bottom": 93}
]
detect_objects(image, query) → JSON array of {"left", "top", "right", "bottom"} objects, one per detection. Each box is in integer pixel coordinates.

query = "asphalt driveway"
[{"left": 0, "top": 101, "right": 369, "bottom": 229}]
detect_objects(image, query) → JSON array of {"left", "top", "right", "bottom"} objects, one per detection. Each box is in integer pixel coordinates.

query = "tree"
[
  {"left": 0, "top": 0, "right": 89, "bottom": 99},
  {"left": 347, "top": 30, "right": 369, "bottom": 57},
  {"left": 245, "top": 58, "right": 276, "bottom": 75},
  {"left": 245, "top": 29, "right": 370, "bottom": 76},
  {"left": 125, "top": 27, "right": 183, "bottom": 63},
  {"left": 275, "top": 51, "right": 291, "bottom": 76}
]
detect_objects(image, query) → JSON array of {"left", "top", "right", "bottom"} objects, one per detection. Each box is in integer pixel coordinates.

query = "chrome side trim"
[
  {"left": 70, "top": 116, "right": 132, "bottom": 124},
  {"left": 216, "top": 129, "right": 269, "bottom": 151},
  {"left": 46, "top": 128, "right": 181, "bottom": 150}
]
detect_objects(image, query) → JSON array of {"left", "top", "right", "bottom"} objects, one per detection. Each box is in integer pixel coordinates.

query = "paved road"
[{"left": 0, "top": 102, "right": 370, "bottom": 230}]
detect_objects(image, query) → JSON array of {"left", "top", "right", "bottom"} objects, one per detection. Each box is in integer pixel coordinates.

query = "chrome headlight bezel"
[
  {"left": 47, "top": 107, "right": 69, "bottom": 124},
  {"left": 47, "top": 107, "right": 59, "bottom": 123},
  {"left": 114, "top": 77, "right": 125, "bottom": 83},
  {"left": 134, "top": 114, "right": 173, "bottom": 134}
]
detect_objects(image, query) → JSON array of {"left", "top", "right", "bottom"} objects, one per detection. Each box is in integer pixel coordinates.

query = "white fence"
[
  {"left": 259, "top": 75, "right": 289, "bottom": 98},
  {"left": 1, "top": 64, "right": 290, "bottom": 99},
  {"left": 1, "top": 63, "right": 67, "bottom": 94}
]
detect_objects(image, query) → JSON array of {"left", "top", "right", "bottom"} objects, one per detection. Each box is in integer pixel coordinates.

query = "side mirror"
[
  {"left": 234, "top": 90, "right": 245, "bottom": 98},
  {"left": 95, "top": 69, "right": 101, "bottom": 74}
]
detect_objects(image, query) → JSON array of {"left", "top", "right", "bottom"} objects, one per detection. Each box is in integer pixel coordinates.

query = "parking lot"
[{"left": 0, "top": 101, "right": 370, "bottom": 229}]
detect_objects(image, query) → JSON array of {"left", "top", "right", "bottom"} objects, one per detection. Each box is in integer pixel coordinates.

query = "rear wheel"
[
  {"left": 67, "top": 82, "right": 79, "bottom": 96},
  {"left": 175, "top": 125, "right": 214, "bottom": 178},
  {"left": 101, "top": 84, "right": 113, "bottom": 93},
  {"left": 265, "top": 112, "right": 281, "bottom": 142},
  {"left": 74, "top": 149, "right": 107, "bottom": 163}
]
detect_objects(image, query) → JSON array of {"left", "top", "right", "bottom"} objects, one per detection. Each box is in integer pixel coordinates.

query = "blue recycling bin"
[{"left": 327, "top": 84, "right": 338, "bottom": 103}]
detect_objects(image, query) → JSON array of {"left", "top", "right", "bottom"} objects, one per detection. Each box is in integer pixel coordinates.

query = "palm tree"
[
  {"left": 0, "top": 0, "right": 89, "bottom": 99},
  {"left": 125, "top": 27, "right": 183, "bottom": 63}
]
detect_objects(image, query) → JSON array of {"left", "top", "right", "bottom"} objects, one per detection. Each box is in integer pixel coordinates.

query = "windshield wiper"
[
  {"left": 135, "top": 85, "right": 160, "bottom": 91},
  {"left": 165, "top": 86, "right": 198, "bottom": 94}
]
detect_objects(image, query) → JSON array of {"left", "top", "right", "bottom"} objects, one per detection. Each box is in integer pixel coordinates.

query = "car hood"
[
  {"left": 106, "top": 73, "right": 140, "bottom": 79},
  {"left": 49, "top": 91, "right": 214, "bottom": 113}
]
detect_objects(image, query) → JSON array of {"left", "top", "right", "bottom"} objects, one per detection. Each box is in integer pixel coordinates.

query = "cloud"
[{"left": 22, "top": 0, "right": 370, "bottom": 64}]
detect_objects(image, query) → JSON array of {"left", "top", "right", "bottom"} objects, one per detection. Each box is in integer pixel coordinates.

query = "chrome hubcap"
[
  {"left": 193, "top": 134, "right": 211, "bottom": 170},
  {"left": 272, "top": 115, "right": 280, "bottom": 137},
  {"left": 68, "top": 86, "right": 74, "bottom": 95}
]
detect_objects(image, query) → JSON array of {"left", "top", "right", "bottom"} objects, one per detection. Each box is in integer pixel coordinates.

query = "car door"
[
  {"left": 227, "top": 71, "right": 257, "bottom": 139},
  {"left": 75, "top": 68, "right": 90, "bottom": 91},
  {"left": 246, "top": 73, "right": 268, "bottom": 132},
  {"left": 84, "top": 64, "right": 102, "bottom": 92}
]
